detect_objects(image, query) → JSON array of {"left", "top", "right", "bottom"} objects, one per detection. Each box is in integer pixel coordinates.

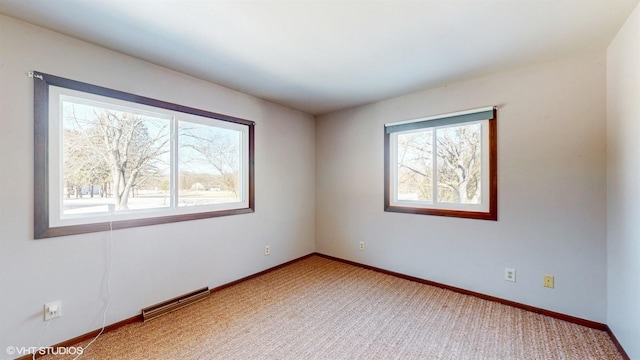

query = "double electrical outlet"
[
  {"left": 504, "top": 268, "right": 516, "bottom": 282},
  {"left": 44, "top": 300, "right": 62, "bottom": 321}
]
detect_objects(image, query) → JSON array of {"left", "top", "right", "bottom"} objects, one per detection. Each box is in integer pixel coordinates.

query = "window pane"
[
  {"left": 397, "top": 130, "right": 433, "bottom": 201},
  {"left": 436, "top": 123, "right": 482, "bottom": 204},
  {"left": 178, "top": 121, "right": 241, "bottom": 206},
  {"left": 61, "top": 100, "right": 171, "bottom": 216}
]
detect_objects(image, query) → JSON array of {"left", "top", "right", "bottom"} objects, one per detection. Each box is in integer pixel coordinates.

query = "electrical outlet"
[
  {"left": 264, "top": 245, "right": 270, "bottom": 256},
  {"left": 44, "top": 300, "right": 62, "bottom": 321},
  {"left": 504, "top": 268, "right": 516, "bottom": 282},
  {"left": 544, "top": 275, "right": 554, "bottom": 288},
  {"left": 359, "top": 241, "right": 365, "bottom": 251}
]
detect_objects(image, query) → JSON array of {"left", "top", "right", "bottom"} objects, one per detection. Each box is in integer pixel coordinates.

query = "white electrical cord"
[
  {"left": 31, "top": 220, "right": 113, "bottom": 360},
  {"left": 32, "top": 321, "right": 51, "bottom": 360},
  {"left": 72, "top": 220, "right": 114, "bottom": 360}
]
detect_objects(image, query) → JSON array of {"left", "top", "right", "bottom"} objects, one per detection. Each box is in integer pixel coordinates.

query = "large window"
[
  {"left": 384, "top": 107, "right": 497, "bottom": 220},
  {"left": 34, "top": 72, "right": 255, "bottom": 238}
]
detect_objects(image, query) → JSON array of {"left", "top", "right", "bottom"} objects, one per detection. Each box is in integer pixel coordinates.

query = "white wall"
[
  {"left": 607, "top": 3, "right": 640, "bottom": 358},
  {"left": 0, "top": 15, "right": 315, "bottom": 358},
  {"left": 316, "top": 51, "right": 608, "bottom": 323}
]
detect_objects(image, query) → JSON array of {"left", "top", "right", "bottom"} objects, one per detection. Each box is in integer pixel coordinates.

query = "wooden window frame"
[
  {"left": 33, "top": 72, "right": 255, "bottom": 239},
  {"left": 384, "top": 108, "right": 497, "bottom": 220}
]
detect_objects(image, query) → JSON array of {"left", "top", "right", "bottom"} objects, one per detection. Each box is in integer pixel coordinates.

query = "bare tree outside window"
[
  {"left": 62, "top": 101, "right": 170, "bottom": 214},
  {"left": 436, "top": 123, "right": 482, "bottom": 204},
  {"left": 397, "top": 130, "right": 433, "bottom": 201},
  {"left": 396, "top": 123, "right": 481, "bottom": 205},
  {"left": 178, "top": 121, "right": 242, "bottom": 206}
]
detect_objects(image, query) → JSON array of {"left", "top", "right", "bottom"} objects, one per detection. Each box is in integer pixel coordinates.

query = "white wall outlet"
[
  {"left": 264, "top": 245, "right": 270, "bottom": 255},
  {"left": 359, "top": 241, "right": 365, "bottom": 251},
  {"left": 504, "top": 268, "right": 516, "bottom": 282},
  {"left": 44, "top": 300, "right": 62, "bottom": 320}
]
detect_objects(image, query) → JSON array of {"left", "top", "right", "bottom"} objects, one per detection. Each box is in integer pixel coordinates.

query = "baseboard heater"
[{"left": 142, "top": 287, "right": 210, "bottom": 322}]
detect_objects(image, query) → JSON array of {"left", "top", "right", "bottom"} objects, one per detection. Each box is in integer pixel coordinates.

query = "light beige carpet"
[{"left": 40, "top": 255, "right": 622, "bottom": 359}]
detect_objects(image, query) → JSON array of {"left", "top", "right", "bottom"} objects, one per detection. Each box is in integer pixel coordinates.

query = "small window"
[
  {"left": 33, "top": 72, "right": 255, "bottom": 238},
  {"left": 384, "top": 107, "right": 497, "bottom": 220}
]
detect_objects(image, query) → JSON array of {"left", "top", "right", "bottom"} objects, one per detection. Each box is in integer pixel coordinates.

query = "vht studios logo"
[{"left": 6, "top": 346, "right": 84, "bottom": 356}]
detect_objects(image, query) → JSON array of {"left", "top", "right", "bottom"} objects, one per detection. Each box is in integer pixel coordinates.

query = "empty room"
[{"left": 0, "top": 0, "right": 638, "bottom": 359}]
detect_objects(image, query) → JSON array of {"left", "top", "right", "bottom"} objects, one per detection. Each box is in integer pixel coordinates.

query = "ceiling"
[{"left": 1, "top": 0, "right": 637, "bottom": 115}]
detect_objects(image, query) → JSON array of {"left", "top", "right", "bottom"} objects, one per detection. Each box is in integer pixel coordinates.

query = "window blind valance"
[{"left": 385, "top": 106, "right": 496, "bottom": 134}]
